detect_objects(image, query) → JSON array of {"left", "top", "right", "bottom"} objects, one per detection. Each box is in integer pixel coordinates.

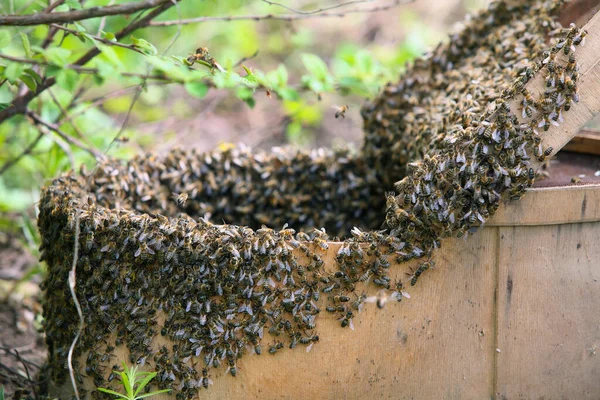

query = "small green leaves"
[
  {"left": 301, "top": 53, "right": 329, "bottom": 81},
  {"left": 4, "top": 63, "right": 25, "bottom": 85},
  {"left": 56, "top": 69, "right": 80, "bottom": 91},
  {"left": 96, "top": 362, "right": 171, "bottom": 400},
  {"left": 43, "top": 47, "right": 72, "bottom": 67},
  {"left": 300, "top": 53, "right": 334, "bottom": 95},
  {"left": 184, "top": 81, "right": 208, "bottom": 99},
  {"left": 131, "top": 36, "right": 157, "bottom": 56},
  {"left": 0, "top": 30, "right": 11, "bottom": 49},
  {"left": 19, "top": 32, "right": 32, "bottom": 57}
]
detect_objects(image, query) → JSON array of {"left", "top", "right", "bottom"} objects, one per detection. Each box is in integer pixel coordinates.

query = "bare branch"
[
  {"left": 27, "top": 111, "right": 105, "bottom": 160},
  {"left": 50, "top": 24, "right": 148, "bottom": 54},
  {"left": 0, "top": 53, "right": 169, "bottom": 79},
  {"left": 262, "top": 0, "right": 374, "bottom": 15},
  {"left": 0, "top": 132, "right": 44, "bottom": 176},
  {"left": 150, "top": 0, "right": 412, "bottom": 27},
  {"left": 0, "top": 0, "right": 171, "bottom": 26}
]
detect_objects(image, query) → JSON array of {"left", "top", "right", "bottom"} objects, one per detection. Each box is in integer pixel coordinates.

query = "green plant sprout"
[{"left": 97, "top": 362, "right": 171, "bottom": 400}]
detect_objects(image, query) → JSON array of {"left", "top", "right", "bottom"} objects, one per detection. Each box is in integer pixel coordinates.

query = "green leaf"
[
  {"left": 96, "top": 43, "right": 123, "bottom": 67},
  {"left": 20, "top": 74, "right": 37, "bottom": 91},
  {"left": 65, "top": 0, "right": 82, "bottom": 9},
  {"left": 277, "top": 87, "right": 299, "bottom": 101},
  {"left": 131, "top": 36, "right": 157, "bottom": 56},
  {"left": 0, "top": 30, "right": 10, "bottom": 49},
  {"left": 146, "top": 56, "right": 188, "bottom": 81},
  {"left": 102, "top": 31, "right": 116, "bottom": 41},
  {"left": 19, "top": 32, "right": 31, "bottom": 57},
  {"left": 184, "top": 81, "right": 208, "bottom": 99},
  {"left": 5, "top": 63, "right": 25, "bottom": 84},
  {"left": 73, "top": 22, "right": 87, "bottom": 32},
  {"left": 44, "top": 47, "right": 71, "bottom": 66},
  {"left": 0, "top": 103, "right": 10, "bottom": 111},
  {"left": 23, "top": 68, "right": 42, "bottom": 84},
  {"left": 301, "top": 53, "right": 330, "bottom": 81},
  {"left": 133, "top": 372, "right": 157, "bottom": 396},
  {"left": 56, "top": 69, "right": 79, "bottom": 91}
]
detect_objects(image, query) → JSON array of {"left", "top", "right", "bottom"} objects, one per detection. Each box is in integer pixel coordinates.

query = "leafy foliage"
[
  {"left": 0, "top": 0, "right": 436, "bottom": 281},
  {"left": 97, "top": 362, "right": 170, "bottom": 400}
]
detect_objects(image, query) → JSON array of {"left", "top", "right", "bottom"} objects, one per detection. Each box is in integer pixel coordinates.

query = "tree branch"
[
  {"left": 262, "top": 0, "right": 374, "bottom": 15},
  {"left": 150, "top": 0, "right": 412, "bottom": 27},
  {"left": 27, "top": 111, "right": 105, "bottom": 160},
  {"left": 0, "top": 132, "right": 44, "bottom": 176},
  {"left": 0, "top": 0, "right": 170, "bottom": 26},
  {"left": 0, "top": 0, "right": 178, "bottom": 124}
]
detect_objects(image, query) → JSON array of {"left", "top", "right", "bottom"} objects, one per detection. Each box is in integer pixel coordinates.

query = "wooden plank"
[
  {"left": 564, "top": 129, "right": 600, "bottom": 155},
  {"left": 61, "top": 231, "right": 497, "bottom": 400},
  {"left": 495, "top": 223, "right": 600, "bottom": 399},
  {"left": 514, "top": 11, "right": 600, "bottom": 171},
  {"left": 487, "top": 184, "right": 600, "bottom": 226}
]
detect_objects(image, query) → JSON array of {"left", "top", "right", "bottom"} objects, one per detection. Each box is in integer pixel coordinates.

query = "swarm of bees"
[{"left": 37, "top": 0, "right": 585, "bottom": 398}]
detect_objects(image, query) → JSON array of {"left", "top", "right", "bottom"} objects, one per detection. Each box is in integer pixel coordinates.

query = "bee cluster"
[
  {"left": 37, "top": 0, "right": 585, "bottom": 398},
  {"left": 362, "top": 0, "right": 585, "bottom": 256}
]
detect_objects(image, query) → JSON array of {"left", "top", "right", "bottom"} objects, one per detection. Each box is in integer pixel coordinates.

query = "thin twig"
[
  {"left": 0, "top": 0, "right": 171, "bottom": 26},
  {"left": 69, "top": 82, "right": 170, "bottom": 120},
  {"left": 15, "top": 349, "right": 38, "bottom": 400},
  {"left": 50, "top": 23, "right": 148, "bottom": 54},
  {"left": 45, "top": 0, "right": 67, "bottom": 13},
  {"left": 97, "top": 0, "right": 116, "bottom": 35},
  {"left": 0, "top": 132, "right": 44, "bottom": 176},
  {"left": 233, "top": 50, "right": 260, "bottom": 68},
  {"left": 150, "top": 0, "right": 412, "bottom": 27},
  {"left": 0, "top": 53, "right": 172, "bottom": 79},
  {"left": 262, "top": 0, "right": 374, "bottom": 15},
  {"left": 27, "top": 111, "right": 105, "bottom": 160},
  {"left": 47, "top": 88, "right": 90, "bottom": 144}
]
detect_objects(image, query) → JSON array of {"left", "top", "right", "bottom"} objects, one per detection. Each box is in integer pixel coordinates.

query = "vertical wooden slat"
[{"left": 496, "top": 223, "right": 600, "bottom": 399}]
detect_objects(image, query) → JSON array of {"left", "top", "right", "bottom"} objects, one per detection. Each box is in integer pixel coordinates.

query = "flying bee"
[
  {"left": 365, "top": 290, "right": 393, "bottom": 309},
  {"left": 334, "top": 105, "right": 349, "bottom": 119}
]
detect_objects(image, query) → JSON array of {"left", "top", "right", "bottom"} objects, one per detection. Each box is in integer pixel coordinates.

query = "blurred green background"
[{"left": 0, "top": 0, "right": 488, "bottom": 283}]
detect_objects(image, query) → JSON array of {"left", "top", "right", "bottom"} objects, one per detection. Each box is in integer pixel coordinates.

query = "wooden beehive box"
[
  {"left": 46, "top": 151, "right": 600, "bottom": 400},
  {"left": 42, "top": 5, "right": 600, "bottom": 400}
]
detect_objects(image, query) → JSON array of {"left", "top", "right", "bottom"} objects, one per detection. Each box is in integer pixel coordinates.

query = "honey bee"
[
  {"left": 201, "top": 368, "right": 213, "bottom": 389},
  {"left": 334, "top": 105, "right": 349, "bottom": 119},
  {"left": 187, "top": 47, "right": 225, "bottom": 72},
  {"left": 573, "top": 29, "right": 587, "bottom": 46},
  {"left": 174, "top": 192, "right": 188, "bottom": 207}
]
